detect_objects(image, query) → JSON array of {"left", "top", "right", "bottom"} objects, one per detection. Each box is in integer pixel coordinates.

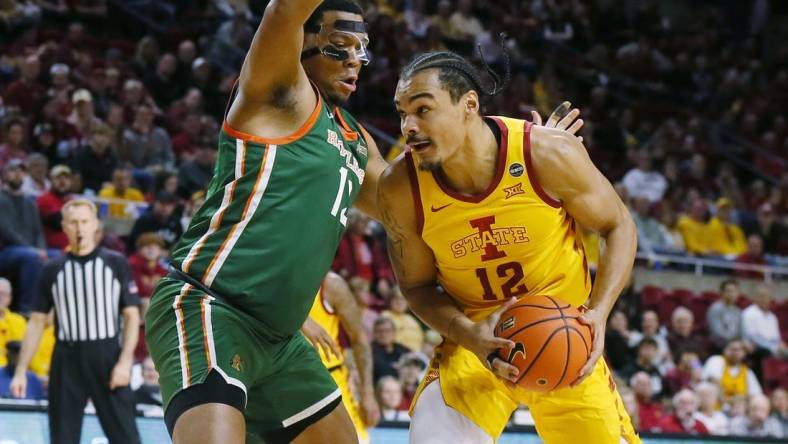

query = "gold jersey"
[
  {"left": 406, "top": 116, "right": 591, "bottom": 319},
  {"left": 307, "top": 287, "right": 344, "bottom": 369}
]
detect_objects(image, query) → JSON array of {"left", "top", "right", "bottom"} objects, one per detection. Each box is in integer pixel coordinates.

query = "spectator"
[
  {"left": 134, "top": 356, "right": 162, "bottom": 413},
  {"left": 128, "top": 232, "right": 167, "bottom": 316},
  {"left": 2, "top": 54, "right": 45, "bottom": 115},
  {"left": 730, "top": 395, "right": 784, "bottom": 438},
  {"left": 620, "top": 338, "right": 665, "bottom": 397},
  {"left": 0, "top": 341, "right": 44, "bottom": 400},
  {"left": 333, "top": 209, "right": 393, "bottom": 297},
  {"left": 127, "top": 190, "right": 183, "bottom": 251},
  {"left": 657, "top": 389, "right": 708, "bottom": 434},
  {"left": 748, "top": 203, "right": 788, "bottom": 256},
  {"left": 770, "top": 388, "right": 788, "bottom": 438},
  {"left": 0, "top": 159, "right": 47, "bottom": 313},
  {"left": 372, "top": 316, "right": 410, "bottom": 382},
  {"left": 622, "top": 150, "right": 667, "bottom": 203},
  {"left": 430, "top": 0, "right": 455, "bottom": 40},
  {"left": 66, "top": 88, "right": 102, "bottom": 139},
  {"left": 448, "top": 0, "right": 484, "bottom": 41},
  {"left": 174, "top": 40, "right": 197, "bottom": 86},
  {"left": 606, "top": 309, "right": 634, "bottom": 372},
  {"left": 741, "top": 285, "right": 788, "bottom": 371},
  {"left": 735, "top": 234, "right": 768, "bottom": 279},
  {"left": 121, "top": 104, "right": 175, "bottom": 172},
  {"left": 705, "top": 198, "right": 747, "bottom": 257},
  {"left": 694, "top": 382, "right": 730, "bottom": 435},
  {"left": 677, "top": 199, "right": 709, "bottom": 255},
  {"left": 706, "top": 279, "right": 743, "bottom": 350},
  {"left": 176, "top": 142, "right": 215, "bottom": 197},
  {"left": 20, "top": 152, "right": 50, "bottom": 198},
  {"left": 0, "top": 278, "right": 25, "bottom": 368},
  {"left": 396, "top": 351, "right": 427, "bottom": 410},
  {"left": 377, "top": 376, "right": 409, "bottom": 422},
  {"left": 72, "top": 124, "right": 118, "bottom": 193},
  {"left": 628, "top": 310, "right": 672, "bottom": 371},
  {"left": 631, "top": 197, "right": 677, "bottom": 253},
  {"left": 381, "top": 289, "right": 424, "bottom": 353},
  {"left": 702, "top": 339, "right": 762, "bottom": 401},
  {"left": 36, "top": 164, "right": 73, "bottom": 251},
  {"left": 32, "top": 122, "right": 59, "bottom": 167},
  {"left": 0, "top": 118, "right": 29, "bottom": 169},
  {"left": 145, "top": 53, "right": 181, "bottom": 108},
  {"left": 98, "top": 167, "right": 145, "bottom": 219},
  {"left": 664, "top": 350, "right": 701, "bottom": 396},
  {"left": 667, "top": 306, "right": 708, "bottom": 363},
  {"left": 631, "top": 371, "right": 664, "bottom": 432}
]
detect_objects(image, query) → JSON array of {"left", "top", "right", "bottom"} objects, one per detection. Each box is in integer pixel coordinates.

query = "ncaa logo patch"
[{"left": 509, "top": 163, "right": 524, "bottom": 177}]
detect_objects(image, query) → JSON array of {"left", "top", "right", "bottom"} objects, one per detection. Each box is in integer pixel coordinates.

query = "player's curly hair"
[
  {"left": 399, "top": 35, "right": 511, "bottom": 104},
  {"left": 305, "top": 0, "right": 363, "bottom": 31}
]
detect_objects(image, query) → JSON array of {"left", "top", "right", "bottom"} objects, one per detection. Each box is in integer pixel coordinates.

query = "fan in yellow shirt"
[
  {"left": 705, "top": 198, "right": 747, "bottom": 257},
  {"left": 98, "top": 167, "right": 145, "bottom": 218},
  {"left": 381, "top": 289, "right": 424, "bottom": 352},
  {"left": 677, "top": 199, "right": 709, "bottom": 255}
]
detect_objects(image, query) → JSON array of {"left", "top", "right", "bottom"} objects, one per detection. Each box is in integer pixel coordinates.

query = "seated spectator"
[
  {"left": 396, "top": 351, "right": 427, "bottom": 410},
  {"left": 657, "top": 389, "right": 708, "bottom": 434},
  {"left": 705, "top": 198, "right": 747, "bottom": 257},
  {"left": 449, "top": 0, "right": 484, "bottom": 41},
  {"left": 0, "top": 341, "right": 44, "bottom": 400},
  {"left": 134, "top": 356, "right": 162, "bottom": 414},
  {"left": 702, "top": 339, "right": 762, "bottom": 401},
  {"left": 376, "top": 376, "right": 409, "bottom": 422},
  {"left": 770, "top": 388, "right": 788, "bottom": 437},
  {"left": 622, "top": 150, "right": 667, "bottom": 203},
  {"left": 20, "top": 153, "right": 50, "bottom": 199},
  {"left": 730, "top": 394, "right": 784, "bottom": 438},
  {"left": 0, "top": 160, "right": 47, "bottom": 313},
  {"left": 67, "top": 89, "right": 103, "bottom": 139},
  {"left": 631, "top": 197, "right": 676, "bottom": 253},
  {"left": 667, "top": 306, "right": 708, "bottom": 363},
  {"left": 333, "top": 209, "right": 393, "bottom": 299},
  {"left": 177, "top": 142, "right": 215, "bottom": 197},
  {"left": 121, "top": 104, "right": 175, "bottom": 172},
  {"left": 664, "top": 350, "right": 701, "bottom": 396},
  {"left": 620, "top": 338, "right": 664, "bottom": 396},
  {"left": 748, "top": 203, "right": 788, "bottom": 256},
  {"left": 735, "top": 234, "right": 768, "bottom": 279},
  {"left": 37, "top": 165, "right": 73, "bottom": 251},
  {"left": 628, "top": 310, "right": 673, "bottom": 371},
  {"left": 0, "top": 278, "right": 25, "bottom": 367},
  {"left": 98, "top": 167, "right": 145, "bottom": 219},
  {"left": 372, "top": 317, "right": 410, "bottom": 382},
  {"left": 144, "top": 53, "right": 181, "bottom": 108},
  {"left": 72, "top": 124, "right": 118, "bottom": 194},
  {"left": 677, "top": 199, "right": 709, "bottom": 255},
  {"left": 606, "top": 310, "right": 634, "bottom": 372},
  {"left": 2, "top": 55, "right": 45, "bottom": 115},
  {"left": 706, "top": 279, "right": 743, "bottom": 351},
  {"left": 381, "top": 289, "right": 424, "bottom": 353},
  {"left": 631, "top": 371, "right": 664, "bottom": 432},
  {"left": 127, "top": 191, "right": 183, "bottom": 251},
  {"left": 742, "top": 285, "right": 788, "bottom": 362},
  {"left": 0, "top": 119, "right": 29, "bottom": 169},
  {"left": 694, "top": 382, "right": 730, "bottom": 435},
  {"left": 128, "top": 233, "right": 167, "bottom": 316}
]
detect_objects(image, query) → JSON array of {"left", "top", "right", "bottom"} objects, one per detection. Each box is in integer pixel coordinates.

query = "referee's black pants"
[{"left": 49, "top": 338, "right": 140, "bottom": 444}]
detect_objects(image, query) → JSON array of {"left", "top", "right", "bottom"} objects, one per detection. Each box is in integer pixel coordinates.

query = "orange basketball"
[{"left": 494, "top": 295, "right": 593, "bottom": 392}]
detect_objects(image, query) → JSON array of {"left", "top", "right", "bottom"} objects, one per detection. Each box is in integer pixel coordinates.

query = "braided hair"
[{"left": 399, "top": 35, "right": 511, "bottom": 104}]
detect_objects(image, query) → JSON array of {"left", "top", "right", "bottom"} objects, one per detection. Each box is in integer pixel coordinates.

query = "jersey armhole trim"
[
  {"left": 522, "top": 121, "right": 562, "bottom": 208},
  {"left": 334, "top": 107, "right": 360, "bottom": 141},
  {"left": 405, "top": 152, "right": 425, "bottom": 236},
  {"left": 222, "top": 87, "right": 323, "bottom": 145}
]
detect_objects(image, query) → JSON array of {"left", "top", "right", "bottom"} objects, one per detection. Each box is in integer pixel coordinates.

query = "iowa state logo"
[{"left": 450, "top": 215, "right": 530, "bottom": 259}]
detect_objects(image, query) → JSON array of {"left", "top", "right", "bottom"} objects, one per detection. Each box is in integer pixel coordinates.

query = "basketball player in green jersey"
[{"left": 144, "top": 1, "right": 387, "bottom": 443}]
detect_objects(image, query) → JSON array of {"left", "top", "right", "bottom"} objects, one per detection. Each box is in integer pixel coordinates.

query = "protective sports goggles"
[{"left": 301, "top": 19, "right": 370, "bottom": 65}]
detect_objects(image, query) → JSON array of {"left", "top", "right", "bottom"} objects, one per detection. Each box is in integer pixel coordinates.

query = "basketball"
[{"left": 494, "top": 295, "right": 593, "bottom": 392}]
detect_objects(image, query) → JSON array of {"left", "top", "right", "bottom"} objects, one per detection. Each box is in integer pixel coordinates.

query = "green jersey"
[{"left": 169, "top": 93, "right": 368, "bottom": 339}]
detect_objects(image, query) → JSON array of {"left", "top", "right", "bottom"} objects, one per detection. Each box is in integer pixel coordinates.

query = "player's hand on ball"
[
  {"left": 571, "top": 307, "right": 606, "bottom": 387},
  {"left": 459, "top": 298, "right": 519, "bottom": 383},
  {"left": 301, "top": 317, "right": 342, "bottom": 360},
  {"left": 531, "top": 101, "right": 584, "bottom": 141}
]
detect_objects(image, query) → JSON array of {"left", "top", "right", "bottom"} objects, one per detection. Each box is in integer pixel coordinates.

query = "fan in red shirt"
[
  {"left": 631, "top": 371, "right": 665, "bottom": 432},
  {"left": 36, "top": 165, "right": 74, "bottom": 250},
  {"left": 657, "top": 389, "right": 709, "bottom": 435},
  {"left": 128, "top": 232, "right": 167, "bottom": 310}
]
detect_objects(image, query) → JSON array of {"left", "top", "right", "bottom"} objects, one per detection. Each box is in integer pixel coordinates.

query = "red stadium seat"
[
  {"left": 735, "top": 296, "right": 752, "bottom": 309},
  {"left": 688, "top": 295, "right": 711, "bottom": 334},
  {"left": 670, "top": 288, "right": 696, "bottom": 302},
  {"left": 762, "top": 357, "right": 788, "bottom": 391},
  {"left": 640, "top": 285, "right": 666, "bottom": 312},
  {"left": 659, "top": 290, "right": 692, "bottom": 326},
  {"left": 700, "top": 291, "right": 720, "bottom": 304}
]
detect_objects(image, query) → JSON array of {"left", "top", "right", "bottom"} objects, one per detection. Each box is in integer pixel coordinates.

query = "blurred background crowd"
[{"left": 0, "top": 0, "right": 786, "bottom": 439}]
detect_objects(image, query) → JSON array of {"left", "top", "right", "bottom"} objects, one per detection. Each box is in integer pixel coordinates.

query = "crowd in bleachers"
[{"left": 0, "top": 0, "right": 787, "bottom": 439}]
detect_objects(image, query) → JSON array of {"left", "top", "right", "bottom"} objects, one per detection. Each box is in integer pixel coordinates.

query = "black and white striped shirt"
[{"left": 33, "top": 248, "right": 140, "bottom": 342}]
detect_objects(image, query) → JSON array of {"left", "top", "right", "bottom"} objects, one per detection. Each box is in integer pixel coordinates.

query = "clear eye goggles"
[{"left": 302, "top": 20, "right": 371, "bottom": 66}]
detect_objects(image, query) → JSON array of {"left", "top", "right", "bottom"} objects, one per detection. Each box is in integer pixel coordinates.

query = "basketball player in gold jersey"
[
  {"left": 302, "top": 272, "right": 380, "bottom": 443},
  {"left": 377, "top": 51, "right": 641, "bottom": 443}
]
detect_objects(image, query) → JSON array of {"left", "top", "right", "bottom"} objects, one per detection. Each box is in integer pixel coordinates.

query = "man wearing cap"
[
  {"left": 0, "top": 159, "right": 47, "bottom": 314},
  {"left": 705, "top": 197, "right": 747, "bottom": 258},
  {"left": 37, "top": 164, "right": 74, "bottom": 251},
  {"left": 67, "top": 88, "right": 102, "bottom": 138},
  {"left": 127, "top": 190, "right": 183, "bottom": 251}
]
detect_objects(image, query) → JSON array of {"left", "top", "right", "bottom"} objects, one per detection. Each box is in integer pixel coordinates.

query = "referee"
[{"left": 10, "top": 198, "right": 141, "bottom": 444}]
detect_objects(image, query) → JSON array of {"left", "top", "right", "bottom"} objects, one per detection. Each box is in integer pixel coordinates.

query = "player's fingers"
[
  {"left": 546, "top": 101, "right": 571, "bottom": 127},
  {"left": 489, "top": 297, "right": 518, "bottom": 323},
  {"left": 491, "top": 357, "right": 519, "bottom": 382},
  {"left": 556, "top": 109, "right": 580, "bottom": 130},
  {"left": 489, "top": 337, "right": 516, "bottom": 350},
  {"left": 578, "top": 136, "right": 584, "bottom": 143},
  {"left": 572, "top": 351, "right": 601, "bottom": 387},
  {"left": 566, "top": 118, "right": 584, "bottom": 135},
  {"left": 531, "top": 110, "right": 542, "bottom": 126},
  {"left": 327, "top": 336, "right": 342, "bottom": 359}
]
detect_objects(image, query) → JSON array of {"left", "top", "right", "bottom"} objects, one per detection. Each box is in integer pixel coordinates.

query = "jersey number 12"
[{"left": 475, "top": 262, "right": 529, "bottom": 300}]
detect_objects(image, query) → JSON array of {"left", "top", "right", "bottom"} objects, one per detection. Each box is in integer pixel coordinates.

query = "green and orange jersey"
[{"left": 169, "top": 92, "right": 369, "bottom": 339}]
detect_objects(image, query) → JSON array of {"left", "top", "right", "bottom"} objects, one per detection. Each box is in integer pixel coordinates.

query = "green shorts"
[{"left": 145, "top": 277, "right": 340, "bottom": 440}]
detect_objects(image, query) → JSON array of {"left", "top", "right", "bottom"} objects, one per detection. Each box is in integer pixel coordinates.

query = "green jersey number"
[{"left": 331, "top": 167, "right": 353, "bottom": 226}]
